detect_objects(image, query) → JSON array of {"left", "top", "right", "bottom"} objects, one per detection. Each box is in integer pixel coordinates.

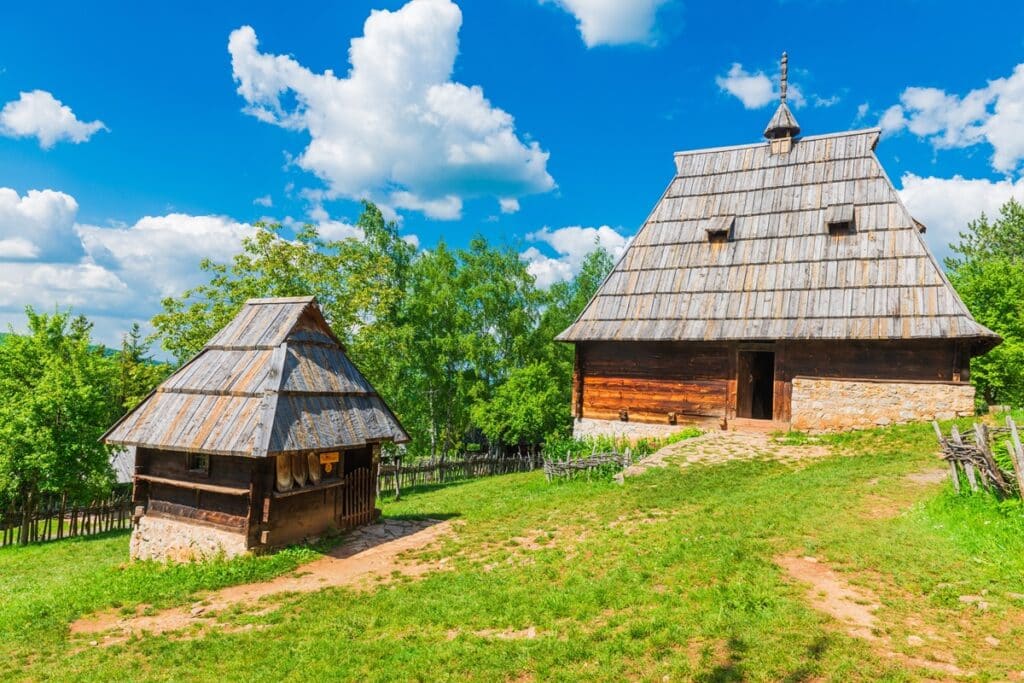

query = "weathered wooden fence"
[
  {"left": 933, "top": 417, "right": 1024, "bottom": 498},
  {"left": 0, "top": 486, "right": 133, "bottom": 548},
  {"left": 378, "top": 454, "right": 540, "bottom": 499}
]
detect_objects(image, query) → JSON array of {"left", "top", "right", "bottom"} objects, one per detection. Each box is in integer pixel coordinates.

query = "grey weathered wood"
[
  {"left": 950, "top": 426, "right": 978, "bottom": 492},
  {"left": 103, "top": 298, "right": 409, "bottom": 457},
  {"left": 933, "top": 421, "right": 960, "bottom": 494},
  {"left": 974, "top": 422, "right": 1010, "bottom": 494},
  {"left": 1007, "top": 417, "right": 1024, "bottom": 498},
  {"left": 557, "top": 121, "right": 1000, "bottom": 349}
]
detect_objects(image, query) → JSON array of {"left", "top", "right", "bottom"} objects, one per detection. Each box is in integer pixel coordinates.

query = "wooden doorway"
[{"left": 737, "top": 351, "right": 775, "bottom": 420}]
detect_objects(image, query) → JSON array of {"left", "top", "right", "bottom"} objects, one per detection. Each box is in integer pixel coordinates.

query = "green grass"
[{"left": 3, "top": 421, "right": 1024, "bottom": 681}]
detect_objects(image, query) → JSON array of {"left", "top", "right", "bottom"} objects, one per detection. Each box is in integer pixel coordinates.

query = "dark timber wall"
[{"left": 574, "top": 339, "right": 970, "bottom": 426}]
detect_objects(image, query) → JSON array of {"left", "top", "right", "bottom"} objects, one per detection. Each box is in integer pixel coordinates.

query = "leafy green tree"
[
  {"left": 471, "top": 362, "right": 571, "bottom": 447},
  {"left": 946, "top": 199, "right": 1024, "bottom": 406},
  {"left": 0, "top": 309, "right": 119, "bottom": 528}
]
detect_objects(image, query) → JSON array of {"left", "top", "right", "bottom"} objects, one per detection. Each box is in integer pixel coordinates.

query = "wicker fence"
[
  {"left": 378, "top": 453, "right": 540, "bottom": 499},
  {"left": 933, "top": 417, "right": 1024, "bottom": 498},
  {"left": 0, "top": 485, "right": 133, "bottom": 548}
]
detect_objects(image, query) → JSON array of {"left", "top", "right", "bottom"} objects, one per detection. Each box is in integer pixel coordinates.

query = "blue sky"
[{"left": 1, "top": 0, "right": 1023, "bottom": 347}]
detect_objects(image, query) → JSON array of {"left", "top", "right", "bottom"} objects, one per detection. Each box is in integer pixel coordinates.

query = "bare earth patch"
[
  {"left": 776, "top": 554, "right": 968, "bottom": 678},
  {"left": 71, "top": 518, "right": 452, "bottom": 646},
  {"left": 623, "top": 431, "right": 831, "bottom": 479}
]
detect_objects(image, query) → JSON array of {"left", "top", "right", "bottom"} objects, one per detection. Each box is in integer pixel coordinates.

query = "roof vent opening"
[
  {"left": 704, "top": 215, "right": 735, "bottom": 244},
  {"left": 825, "top": 203, "right": 855, "bottom": 236}
]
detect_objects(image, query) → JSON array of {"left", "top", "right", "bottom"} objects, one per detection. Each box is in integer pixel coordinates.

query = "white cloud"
[
  {"left": 716, "top": 63, "right": 808, "bottom": 110},
  {"left": 499, "top": 197, "right": 520, "bottom": 214},
  {"left": 898, "top": 172, "right": 1024, "bottom": 262},
  {"left": 522, "top": 225, "right": 629, "bottom": 288},
  {"left": 228, "top": 0, "right": 554, "bottom": 220},
  {"left": 543, "top": 0, "right": 675, "bottom": 47},
  {"left": 0, "top": 187, "right": 83, "bottom": 261},
  {"left": 78, "top": 214, "right": 255, "bottom": 299},
  {"left": 716, "top": 64, "right": 774, "bottom": 109},
  {"left": 880, "top": 63, "right": 1024, "bottom": 173},
  {"left": 0, "top": 90, "right": 107, "bottom": 149},
  {"left": 253, "top": 194, "right": 273, "bottom": 207}
]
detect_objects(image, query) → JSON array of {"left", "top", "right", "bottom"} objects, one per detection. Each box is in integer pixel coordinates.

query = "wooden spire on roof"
[{"left": 764, "top": 52, "right": 801, "bottom": 140}]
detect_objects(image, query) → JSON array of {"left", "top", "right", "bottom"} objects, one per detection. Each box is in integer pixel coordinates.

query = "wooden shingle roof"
[
  {"left": 557, "top": 129, "right": 999, "bottom": 347},
  {"left": 104, "top": 297, "right": 409, "bottom": 456}
]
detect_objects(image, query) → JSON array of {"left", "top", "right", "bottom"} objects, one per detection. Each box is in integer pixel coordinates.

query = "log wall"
[{"left": 576, "top": 339, "right": 968, "bottom": 428}]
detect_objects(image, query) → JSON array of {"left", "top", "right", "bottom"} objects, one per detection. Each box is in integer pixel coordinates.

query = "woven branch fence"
[
  {"left": 932, "top": 417, "right": 1024, "bottom": 498},
  {"left": 0, "top": 485, "right": 133, "bottom": 548},
  {"left": 542, "top": 448, "right": 635, "bottom": 481},
  {"left": 378, "top": 454, "right": 541, "bottom": 499}
]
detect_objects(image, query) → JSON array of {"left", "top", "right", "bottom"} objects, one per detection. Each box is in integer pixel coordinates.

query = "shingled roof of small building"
[
  {"left": 557, "top": 126, "right": 999, "bottom": 348},
  {"left": 104, "top": 296, "right": 409, "bottom": 456}
]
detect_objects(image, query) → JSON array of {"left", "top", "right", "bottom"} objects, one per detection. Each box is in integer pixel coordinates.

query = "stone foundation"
[
  {"left": 572, "top": 417, "right": 701, "bottom": 440},
  {"left": 790, "top": 377, "right": 975, "bottom": 432},
  {"left": 130, "top": 515, "right": 248, "bottom": 562}
]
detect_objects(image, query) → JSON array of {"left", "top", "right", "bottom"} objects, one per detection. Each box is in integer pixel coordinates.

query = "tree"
[
  {"left": 0, "top": 309, "right": 119, "bottom": 534},
  {"left": 946, "top": 199, "right": 1024, "bottom": 406},
  {"left": 471, "top": 362, "right": 571, "bottom": 448},
  {"left": 115, "top": 323, "right": 171, "bottom": 411}
]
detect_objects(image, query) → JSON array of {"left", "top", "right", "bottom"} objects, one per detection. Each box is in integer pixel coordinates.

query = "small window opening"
[
  {"left": 824, "top": 203, "right": 855, "bottom": 236},
  {"left": 187, "top": 452, "right": 209, "bottom": 474},
  {"left": 704, "top": 215, "right": 735, "bottom": 243}
]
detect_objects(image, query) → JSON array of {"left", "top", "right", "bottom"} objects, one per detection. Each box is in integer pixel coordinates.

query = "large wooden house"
[
  {"left": 104, "top": 296, "right": 408, "bottom": 561},
  {"left": 557, "top": 55, "right": 1000, "bottom": 436}
]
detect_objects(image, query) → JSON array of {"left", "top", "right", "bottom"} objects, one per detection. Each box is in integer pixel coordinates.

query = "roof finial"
[
  {"left": 780, "top": 51, "right": 788, "bottom": 104},
  {"left": 764, "top": 51, "right": 800, "bottom": 141}
]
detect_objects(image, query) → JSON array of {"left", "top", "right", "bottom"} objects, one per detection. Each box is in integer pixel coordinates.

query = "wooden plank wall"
[
  {"left": 580, "top": 341, "right": 730, "bottom": 423},
  {"left": 577, "top": 339, "right": 964, "bottom": 427}
]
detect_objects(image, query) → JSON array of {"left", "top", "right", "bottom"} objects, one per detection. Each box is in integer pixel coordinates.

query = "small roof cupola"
[{"left": 764, "top": 52, "right": 800, "bottom": 150}]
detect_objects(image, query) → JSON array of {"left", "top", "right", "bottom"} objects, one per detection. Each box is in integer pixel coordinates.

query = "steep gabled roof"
[
  {"left": 104, "top": 297, "right": 409, "bottom": 456},
  {"left": 557, "top": 129, "right": 999, "bottom": 347}
]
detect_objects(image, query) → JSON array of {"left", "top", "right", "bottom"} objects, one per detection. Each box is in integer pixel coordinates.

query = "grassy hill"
[{"left": 3, "top": 419, "right": 1024, "bottom": 681}]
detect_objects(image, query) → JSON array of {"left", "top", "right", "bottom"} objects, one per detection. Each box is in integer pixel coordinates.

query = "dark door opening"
[{"left": 737, "top": 351, "right": 775, "bottom": 420}]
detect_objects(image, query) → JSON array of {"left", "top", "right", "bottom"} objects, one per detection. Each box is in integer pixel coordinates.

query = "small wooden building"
[
  {"left": 104, "top": 296, "right": 408, "bottom": 561},
  {"left": 558, "top": 55, "right": 1000, "bottom": 436}
]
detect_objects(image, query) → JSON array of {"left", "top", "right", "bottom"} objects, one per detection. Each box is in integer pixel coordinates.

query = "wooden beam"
[{"left": 134, "top": 474, "right": 250, "bottom": 496}]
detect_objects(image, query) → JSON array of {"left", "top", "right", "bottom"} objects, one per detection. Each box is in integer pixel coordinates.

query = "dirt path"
[
  {"left": 71, "top": 518, "right": 452, "bottom": 646},
  {"left": 777, "top": 554, "right": 968, "bottom": 678},
  {"left": 622, "top": 431, "right": 831, "bottom": 480}
]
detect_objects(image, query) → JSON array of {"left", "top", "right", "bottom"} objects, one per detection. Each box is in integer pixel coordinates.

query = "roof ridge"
[
  {"left": 673, "top": 127, "right": 881, "bottom": 158},
  {"left": 244, "top": 295, "right": 316, "bottom": 305}
]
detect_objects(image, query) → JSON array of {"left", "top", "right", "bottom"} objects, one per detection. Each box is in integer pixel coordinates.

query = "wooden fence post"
[
  {"left": 974, "top": 422, "right": 1009, "bottom": 495},
  {"left": 933, "top": 421, "right": 961, "bottom": 494},
  {"left": 950, "top": 426, "right": 978, "bottom": 492},
  {"left": 1008, "top": 417, "right": 1024, "bottom": 499}
]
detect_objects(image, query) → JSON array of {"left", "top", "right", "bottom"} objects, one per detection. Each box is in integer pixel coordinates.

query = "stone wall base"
[
  {"left": 572, "top": 417, "right": 702, "bottom": 440},
  {"left": 791, "top": 378, "right": 975, "bottom": 432},
  {"left": 130, "top": 515, "right": 249, "bottom": 562}
]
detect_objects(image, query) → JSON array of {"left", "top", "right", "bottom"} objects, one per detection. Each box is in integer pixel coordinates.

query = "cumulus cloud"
[
  {"left": 880, "top": 63, "right": 1024, "bottom": 173},
  {"left": 77, "top": 214, "right": 255, "bottom": 299},
  {"left": 716, "top": 63, "right": 807, "bottom": 110},
  {"left": 253, "top": 194, "right": 273, "bottom": 207},
  {"left": 227, "top": 0, "right": 554, "bottom": 220},
  {"left": 898, "top": 172, "right": 1024, "bottom": 263},
  {"left": 0, "top": 187, "right": 83, "bottom": 261},
  {"left": 543, "top": 0, "right": 675, "bottom": 47},
  {"left": 522, "top": 225, "right": 629, "bottom": 288},
  {"left": 0, "top": 90, "right": 107, "bottom": 148},
  {"left": 0, "top": 185, "right": 258, "bottom": 347}
]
